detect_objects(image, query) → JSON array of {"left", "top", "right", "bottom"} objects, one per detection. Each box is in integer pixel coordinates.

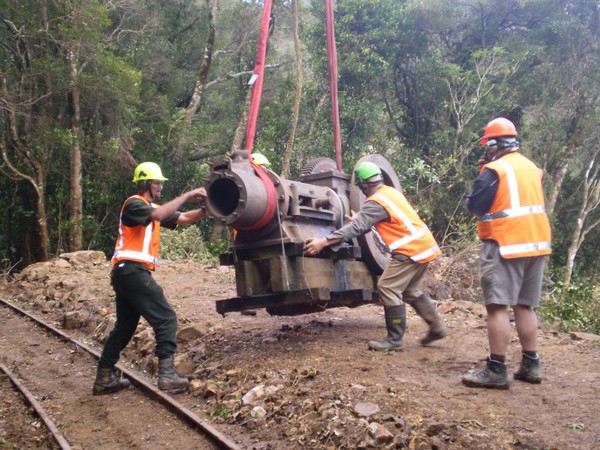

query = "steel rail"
[
  {"left": 0, "top": 362, "right": 72, "bottom": 450},
  {"left": 0, "top": 297, "right": 241, "bottom": 450}
]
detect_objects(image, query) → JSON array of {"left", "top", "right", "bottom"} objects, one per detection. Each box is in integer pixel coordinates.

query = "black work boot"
[
  {"left": 514, "top": 353, "right": 542, "bottom": 384},
  {"left": 92, "top": 366, "right": 131, "bottom": 396},
  {"left": 462, "top": 357, "right": 510, "bottom": 389},
  {"left": 158, "top": 355, "right": 189, "bottom": 393},
  {"left": 368, "top": 304, "right": 406, "bottom": 351},
  {"left": 410, "top": 294, "right": 449, "bottom": 345}
]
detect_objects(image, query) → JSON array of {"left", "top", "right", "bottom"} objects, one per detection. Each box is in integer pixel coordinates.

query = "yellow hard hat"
[
  {"left": 132, "top": 162, "right": 168, "bottom": 182},
  {"left": 251, "top": 152, "right": 271, "bottom": 166}
]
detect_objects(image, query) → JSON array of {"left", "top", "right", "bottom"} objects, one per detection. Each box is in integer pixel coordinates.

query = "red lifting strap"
[
  {"left": 245, "top": 0, "right": 273, "bottom": 153},
  {"left": 240, "top": 0, "right": 276, "bottom": 231},
  {"left": 235, "top": 162, "right": 277, "bottom": 231},
  {"left": 325, "top": 0, "right": 342, "bottom": 171}
]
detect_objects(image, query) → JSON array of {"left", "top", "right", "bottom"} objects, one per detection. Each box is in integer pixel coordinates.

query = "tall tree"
[{"left": 0, "top": 3, "right": 54, "bottom": 261}]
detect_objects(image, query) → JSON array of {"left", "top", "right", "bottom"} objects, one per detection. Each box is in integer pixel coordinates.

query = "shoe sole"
[
  {"left": 462, "top": 379, "right": 510, "bottom": 390},
  {"left": 368, "top": 346, "right": 404, "bottom": 352},
  {"left": 421, "top": 330, "right": 449, "bottom": 346},
  {"left": 367, "top": 342, "right": 404, "bottom": 351},
  {"left": 514, "top": 375, "right": 542, "bottom": 384},
  {"left": 159, "top": 387, "right": 188, "bottom": 394},
  {"left": 92, "top": 385, "right": 130, "bottom": 396}
]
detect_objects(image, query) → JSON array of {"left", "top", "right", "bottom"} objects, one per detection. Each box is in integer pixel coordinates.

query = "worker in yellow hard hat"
[
  {"left": 93, "top": 162, "right": 206, "bottom": 396},
  {"left": 239, "top": 151, "right": 273, "bottom": 317},
  {"left": 251, "top": 152, "right": 271, "bottom": 167}
]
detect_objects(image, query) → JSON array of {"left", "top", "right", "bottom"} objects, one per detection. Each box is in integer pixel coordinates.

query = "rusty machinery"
[{"left": 203, "top": 151, "right": 402, "bottom": 316}]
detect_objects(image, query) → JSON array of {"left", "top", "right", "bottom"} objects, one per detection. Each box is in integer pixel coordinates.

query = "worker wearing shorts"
[{"left": 462, "top": 118, "right": 552, "bottom": 390}]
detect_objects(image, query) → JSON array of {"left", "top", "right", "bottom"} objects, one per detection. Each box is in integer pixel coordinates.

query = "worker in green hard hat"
[{"left": 303, "top": 161, "right": 448, "bottom": 352}]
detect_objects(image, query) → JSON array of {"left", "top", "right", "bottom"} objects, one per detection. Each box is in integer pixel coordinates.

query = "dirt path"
[{"left": 1, "top": 253, "right": 599, "bottom": 449}]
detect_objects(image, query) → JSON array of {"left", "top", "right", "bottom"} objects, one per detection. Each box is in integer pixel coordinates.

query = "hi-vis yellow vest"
[
  {"left": 111, "top": 195, "right": 161, "bottom": 270},
  {"left": 368, "top": 185, "right": 441, "bottom": 263},
  {"left": 477, "top": 152, "right": 552, "bottom": 259}
]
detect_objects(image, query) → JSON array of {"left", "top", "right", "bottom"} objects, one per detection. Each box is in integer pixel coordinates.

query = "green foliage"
[
  {"left": 538, "top": 279, "right": 600, "bottom": 335},
  {"left": 209, "top": 406, "right": 232, "bottom": 418},
  {"left": 159, "top": 226, "right": 216, "bottom": 265}
]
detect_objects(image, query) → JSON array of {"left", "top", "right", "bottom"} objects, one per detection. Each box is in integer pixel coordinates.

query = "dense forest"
[{"left": 1, "top": 0, "right": 599, "bottom": 330}]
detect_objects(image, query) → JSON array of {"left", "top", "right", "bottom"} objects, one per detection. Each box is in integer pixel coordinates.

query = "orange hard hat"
[{"left": 480, "top": 118, "right": 518, "bottom": 145}]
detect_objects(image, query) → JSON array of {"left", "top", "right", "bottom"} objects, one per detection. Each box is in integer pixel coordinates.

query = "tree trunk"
[
  {"left": 564, "top": 152, "right": 600, "bottom": 286},
  {"left": 0, "top": 67, "right": 50, "bottom": 261},
  {"left": 176, "top": 0, "right": 215, "bottom": 161},
  {"left": 67, "top": 50, "right": 83, "bottom": 251},
  {"left": 547, "top": 163, "right": 567, "bottom": 218},
  {"left": 281, "top": 0, "right": 302, "bottom": 179}
]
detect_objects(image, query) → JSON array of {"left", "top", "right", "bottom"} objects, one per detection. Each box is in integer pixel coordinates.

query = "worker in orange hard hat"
[{"left": 462, "top": 118, "right": 552, "bottom": 390}]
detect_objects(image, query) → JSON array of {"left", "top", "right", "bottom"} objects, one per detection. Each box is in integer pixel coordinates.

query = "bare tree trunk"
[
  {"left": 546, "top": 96, "right": 586, "bottom": 217},
  {"left": 547, "top": 163, "right": 568, "bottom": 217},
  {"left": 176, "top": 0, "right": 216, "bottom": 161},
  {"left": 0, "top": 68, "right": 50, "bottom": 261},
  {"left": 67, "top": 50, "right": 83, "bottom": 251},
  {"left": 564, "top": 150, "right": 600, "bottom": 286},
  {"left": 230, "top": 88, "right": 251, "bottom": 153},
  {"left": 281, "top": 0, "right": 302, "bottom": 179}
]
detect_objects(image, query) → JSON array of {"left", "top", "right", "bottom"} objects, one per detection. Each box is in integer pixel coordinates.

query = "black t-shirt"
[{"left": 121, "top": 197, "right": 180, "bottom": 230}]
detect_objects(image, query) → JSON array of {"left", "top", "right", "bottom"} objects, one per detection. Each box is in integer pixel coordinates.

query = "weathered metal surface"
[{"left": 204, "top": 151, "right": 397, "bottom": 316}]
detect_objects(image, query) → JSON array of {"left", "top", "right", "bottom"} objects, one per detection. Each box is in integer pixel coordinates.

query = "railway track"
[{"left": 0, "top": 297, "right": 242, "bottom": 450}]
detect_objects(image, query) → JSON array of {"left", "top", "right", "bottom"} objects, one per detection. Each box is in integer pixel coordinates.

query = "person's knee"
[
  {"left": 402, "top": 290, "right": 423, "bottom": 304},
  {"left": 486, "top": 303, "right": 508, "bottom": 315},
  {"left": 512, "top": 304, "right": 535, "bottom": 319}
]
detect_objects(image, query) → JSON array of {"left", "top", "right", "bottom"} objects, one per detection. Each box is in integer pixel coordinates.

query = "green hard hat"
[{"left": 354, "top": 161, "right": 382, "bottom": 184}]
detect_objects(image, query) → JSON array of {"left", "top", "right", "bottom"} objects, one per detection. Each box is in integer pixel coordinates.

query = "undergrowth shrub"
[
  {"left": 160, "top": 226, "right": 216, "bottom": 264},
  {"left": 538, "top": 279, "right": 600, "bottom": 335}
]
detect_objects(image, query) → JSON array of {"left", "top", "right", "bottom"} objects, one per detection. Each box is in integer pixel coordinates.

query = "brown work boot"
[
  {"left": 92, "top": 366, "right": 131, "bottom": 396},
  {"left": 368, "top": 305, "right": 406, "bottom": 351},
  {"left": 409, "top": 294, "right": 449, "bottom": 345},
  {"left": 158, "top": 356, "right": 189, "bottom": 393},
  {"left": 514, "top": 354, "right": 542, "bottom": 384},
  {"left": 462, "top": 357, "right": 510, "bottom": 390}
]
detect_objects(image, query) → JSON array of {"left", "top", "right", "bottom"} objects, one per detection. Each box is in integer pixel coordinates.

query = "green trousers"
[{"left": 99, "top": 262, "right": 178, "bottom": 368}]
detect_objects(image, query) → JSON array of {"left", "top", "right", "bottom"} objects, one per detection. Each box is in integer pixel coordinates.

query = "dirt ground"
[{"left": 1, "top": 250, "right": 599, "bottom": 450}]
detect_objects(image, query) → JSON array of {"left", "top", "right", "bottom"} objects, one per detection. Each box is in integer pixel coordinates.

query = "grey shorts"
[{"left": 480, "top": 240, "right": 547, "bottom": 306}]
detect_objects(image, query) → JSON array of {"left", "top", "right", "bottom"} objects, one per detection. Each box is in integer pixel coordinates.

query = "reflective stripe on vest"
[
  {"left": 369, "top": 186, "right": 440, "bottom": 263},
  {"left": 412, "top": 244, "right": 441, "bottom": 262},
  {"left": 477, "top": 153, "right": 552, "bottom": 259},
  {"left": 478, "top": 205, "right": 547, "bottom": 222},
  {"left": 112, "top": 195, "right": 160, "bottom": 269},
  {"left": 499, "top": 241, "right": 552, "bottom": 256},
  {"left": 112, "top": 249, "right": 157, "bottom": 265}
]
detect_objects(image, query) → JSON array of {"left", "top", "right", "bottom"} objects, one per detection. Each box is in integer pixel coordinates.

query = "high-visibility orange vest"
[
  {"left": 477, "top": 152, "right": 552, "bottom": 259},
  {"left": 368, "top": 185, "right": 441, "bottom": 263},
  {"left": 111, "top": 195, "right": 161, "bottom": 270}
]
